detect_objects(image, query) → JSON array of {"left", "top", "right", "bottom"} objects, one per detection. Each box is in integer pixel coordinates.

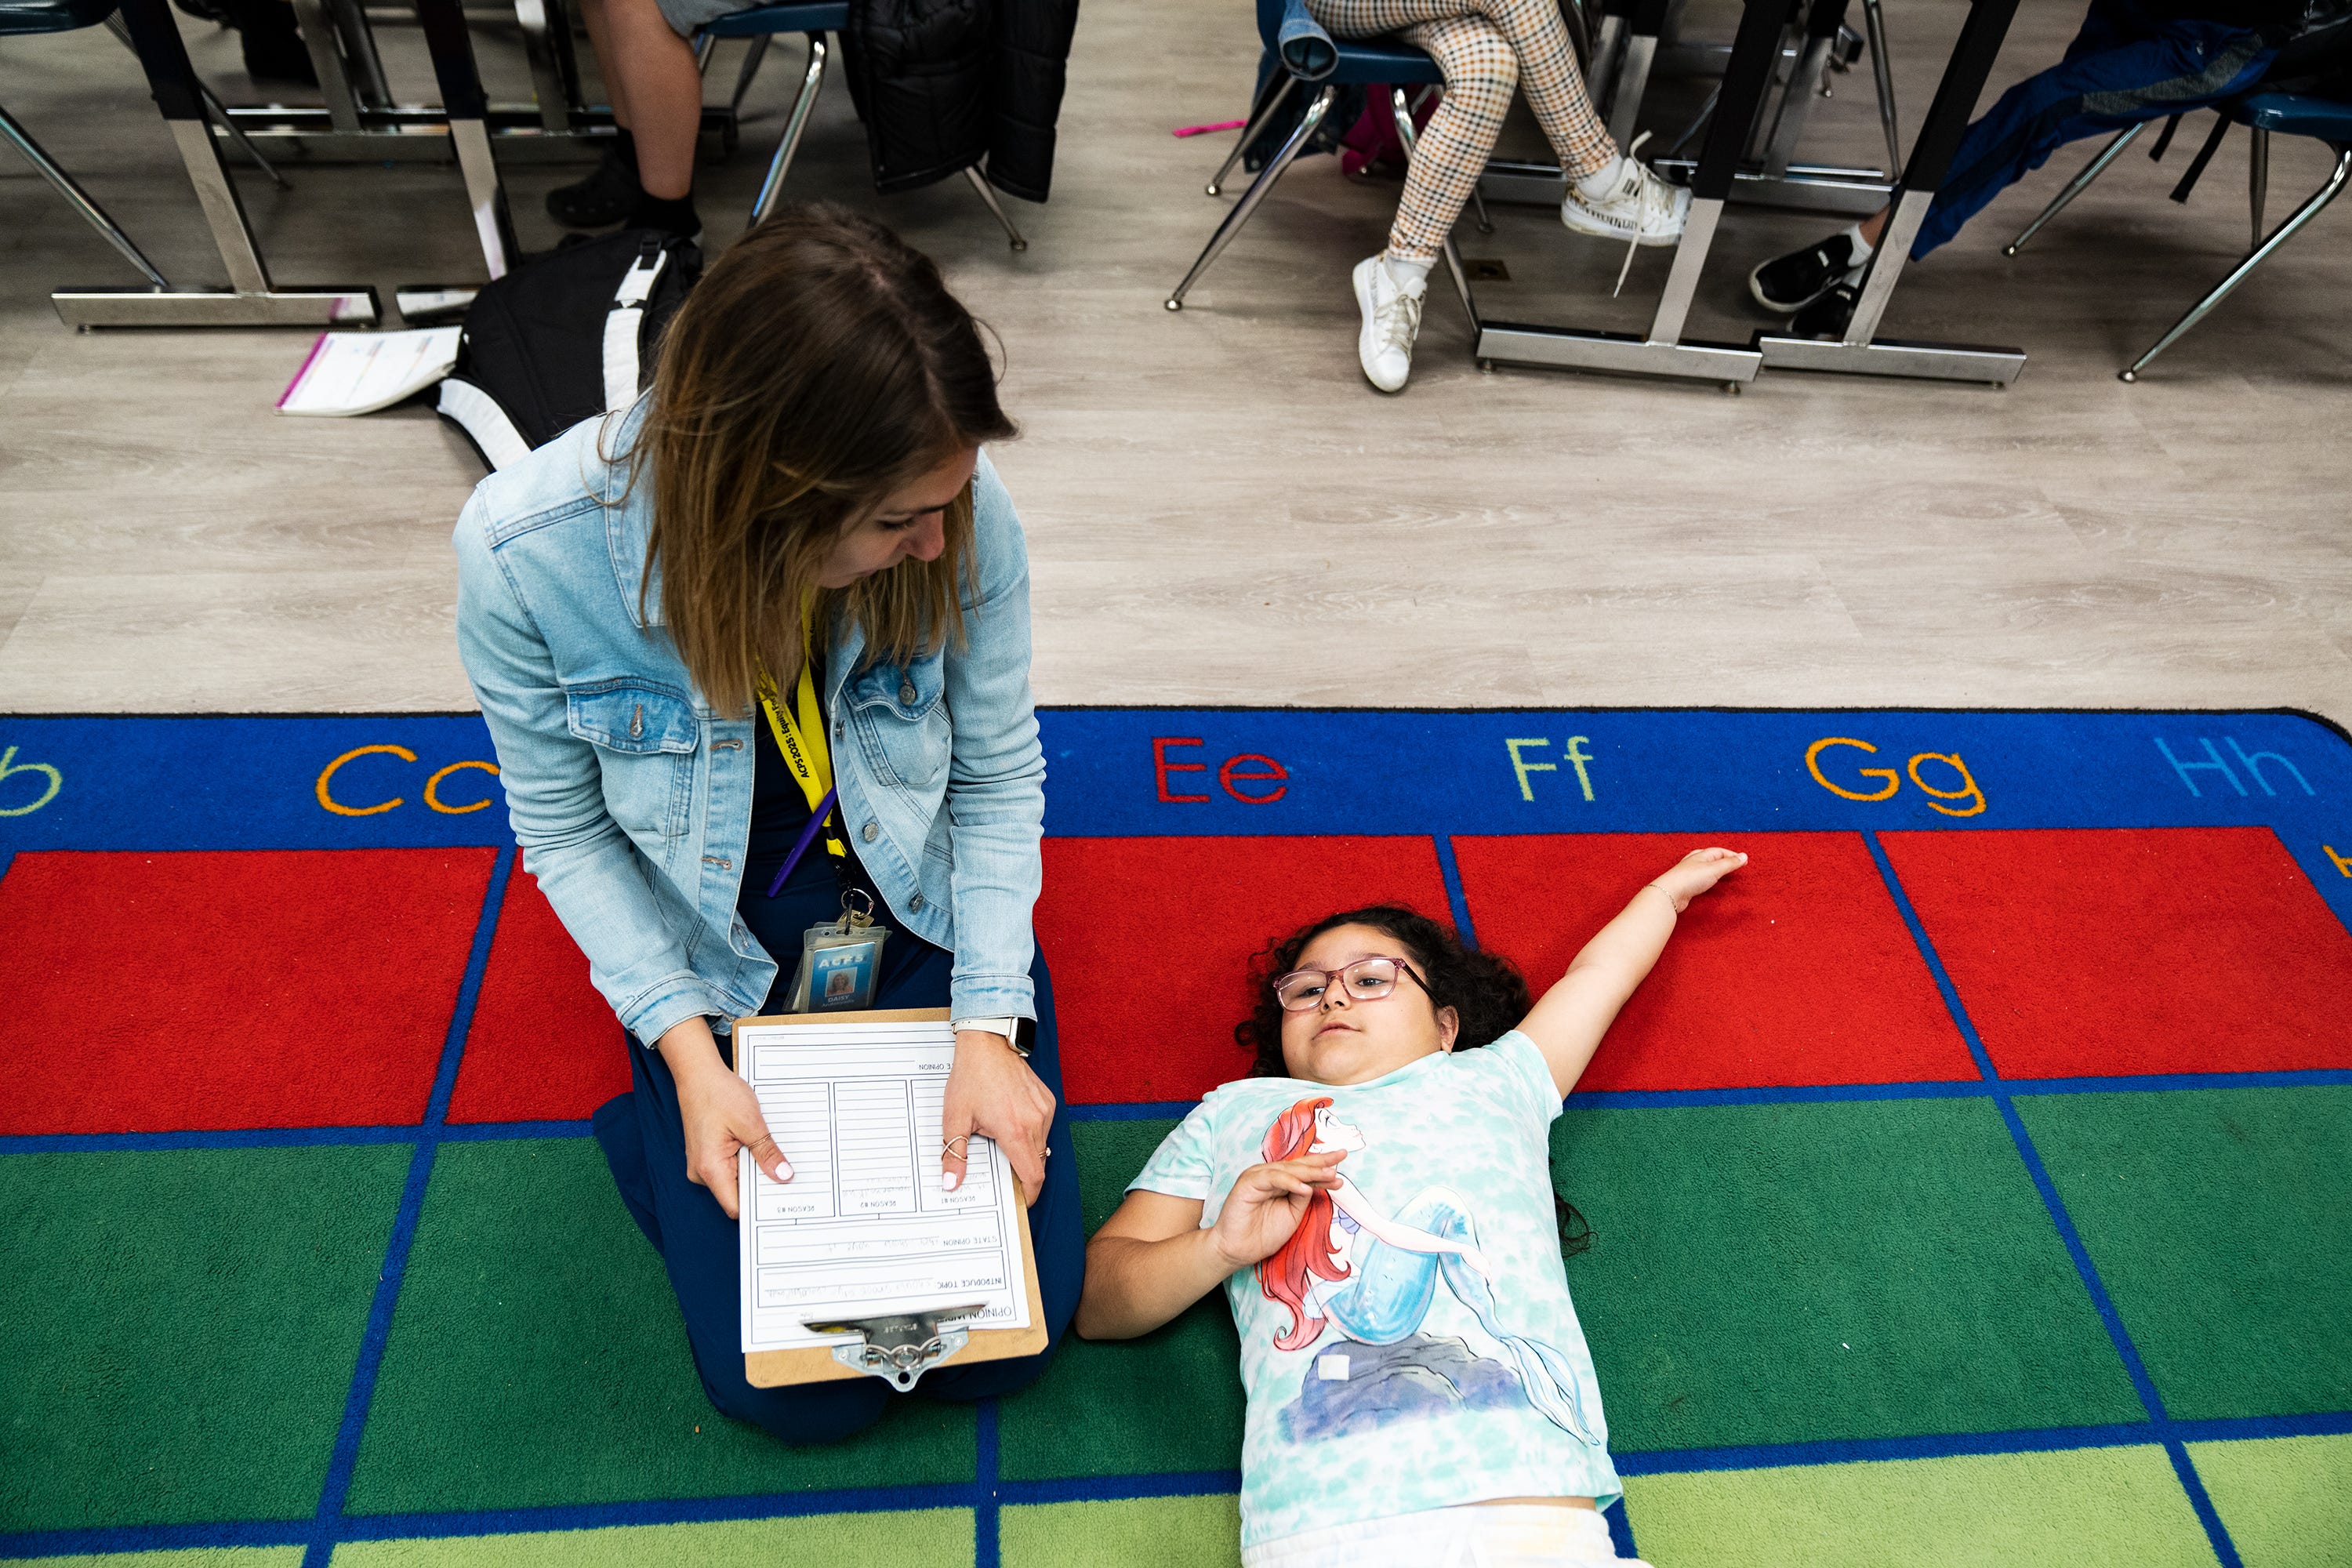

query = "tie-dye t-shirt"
[{"left": 1129, "top": 1032, "right": 1620, "bottom": 1549}]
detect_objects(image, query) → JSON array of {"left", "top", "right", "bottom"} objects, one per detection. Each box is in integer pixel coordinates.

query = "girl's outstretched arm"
[
  {"left": 1519, "top": 847, "right": 1747, "bottom": 1097},
  {"left": 1077, "top": 1152, "right": 1345, "bottom": 1340}
]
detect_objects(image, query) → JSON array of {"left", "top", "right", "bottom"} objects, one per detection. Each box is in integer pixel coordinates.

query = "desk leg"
[
  {"left": 1604, "top": 0, "right": 1665, "bottom": 151},
  {"left": 1755, "top": 0, "right": 2027, "bottom": 384},
  {"left": 1474, "top": 0, "right": 1776, "bottom": 384},
  {"left": 517, "top": 0, "right": 575, "bottom": 134},
  {"left": 417, "top": 0, "right": 521, "bottom": 278},
  {"left": 1761, "top": 0, "right": 1848, "bottom": 179},
  {"left": 53, "top": 0, "right": 379, "bottom": 327},
  {"left": 290, "top": 0, "right": 364, "bottom": 135}
]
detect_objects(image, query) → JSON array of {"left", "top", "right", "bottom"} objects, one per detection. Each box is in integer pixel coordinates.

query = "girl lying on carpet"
[{"left": 1075, "top": 846, "right": 1747, "bottom": 1568}]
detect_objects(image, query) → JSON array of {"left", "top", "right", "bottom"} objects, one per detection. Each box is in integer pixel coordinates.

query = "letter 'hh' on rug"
[{"left": 2, "top": 709, "right": 2348, "bottom": 1568}]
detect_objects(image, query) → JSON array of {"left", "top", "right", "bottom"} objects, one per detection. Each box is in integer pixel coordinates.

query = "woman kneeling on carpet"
[
  {"left": 1076, "top": 846, "right": 1748, "bottom": 1566},
  {"left": 453, "top": 203, "right": 1077, "bottom": 1441}
]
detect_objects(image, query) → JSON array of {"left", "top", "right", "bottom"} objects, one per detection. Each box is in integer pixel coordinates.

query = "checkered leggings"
[{"left": 1304, "top": 0, "right": 1617, "bottom": 260}]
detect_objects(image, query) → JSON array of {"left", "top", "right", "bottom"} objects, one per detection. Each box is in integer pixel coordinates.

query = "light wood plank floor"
[{"left": 2, "top": 0, "right": 2347, "bottom": 719}]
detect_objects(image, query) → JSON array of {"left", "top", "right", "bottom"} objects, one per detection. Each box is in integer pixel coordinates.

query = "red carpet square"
[
  {"left": 0, "top": 848, "right": 494, "bottom": 1134},
  {"left": 1037, "top": 836, "right": 1453, "bottom": 1105},
  {"left": 446, "top": 872, "right": 632, "bottom": 1125},
  {"left": 1879, "top": 826, "right": 2352, "bottom": 1079},
  {"left": 1454, "top": 831, "right": 1976, "bottom": 1091}
]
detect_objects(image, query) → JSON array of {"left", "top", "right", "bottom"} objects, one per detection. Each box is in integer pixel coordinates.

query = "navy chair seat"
[
  {"left": 1316, "top": 38, "right": 1444, "bottom": 86},
  {"left": 2237, "top": 89, "right": 2352, "bottom": 142},
  {"left": 699, "top": 1, "right": 843, "bottom": 39},
  {"left": 0, "top": 0, "right": 115, "bottom": 38}
]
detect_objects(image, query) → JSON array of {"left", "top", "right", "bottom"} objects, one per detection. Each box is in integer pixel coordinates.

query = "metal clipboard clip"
[{"left": 801, "top": 1304, "right": 988, "bottom": 1392}]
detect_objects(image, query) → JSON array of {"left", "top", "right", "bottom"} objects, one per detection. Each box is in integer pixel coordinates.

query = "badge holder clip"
[{"left": 800, "top": 1304, "right": 986, "bottom": 1392}]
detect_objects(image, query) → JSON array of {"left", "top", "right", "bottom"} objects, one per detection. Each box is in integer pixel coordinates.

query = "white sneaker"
[
  {"left": 1352, "top": 254, "right": 1425, "bottom": 394},
  {"left": 1560, "top": 136, "right": 1692, "bottom": 249}
]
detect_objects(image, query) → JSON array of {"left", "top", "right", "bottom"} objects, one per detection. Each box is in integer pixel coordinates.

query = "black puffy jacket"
[{"left": 842, "top": 0, "right": 1081, "bottom": 203}]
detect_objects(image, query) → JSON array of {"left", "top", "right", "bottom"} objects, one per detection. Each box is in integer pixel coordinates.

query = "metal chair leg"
[
  {"left": 2122, "top": 143, "right": 2351, "bottom": 380},
  {"left": 2249, "top": 125, "right": 2269, "bottom": 249},
  {"left": 1389, "top": 88, "right": 1478, "bottom": 331},
  {"left": 731, "top": 34, "right": 771, "bottom": 113},
  {"left": 0, "top": 99, "right": 171, "bottom": 288},
  {"left": 1862, "top": 0, "right": 1900, "bottom": 177},
  {"left": 748, "top": 33, "right": 826, "bottom": 227},
  {"left": 963, "top": 165, "right": 1028, "bottom": 250},
  {"left": 1208, "top": 70, "right": 1297, "bottom": 197},
  {"left": 2004, "top": 122, "right": 2145, "bottom": 255},
  {"left": 1167, "top": 85, "right": 1338, "bottom": 310}
]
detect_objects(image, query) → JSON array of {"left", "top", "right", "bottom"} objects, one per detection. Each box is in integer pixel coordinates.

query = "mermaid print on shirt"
[{"left": 1254, "top": 1095, "right": 1599, "bottom": 1445}]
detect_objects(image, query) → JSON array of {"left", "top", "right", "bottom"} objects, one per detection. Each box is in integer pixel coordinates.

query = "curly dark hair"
[
  {"left": 1234, "top": 904, "right": 1532, "bottom": 1079},
  {"left": 1232, "top": 903, "right": 1592, "bottom": 1259}
]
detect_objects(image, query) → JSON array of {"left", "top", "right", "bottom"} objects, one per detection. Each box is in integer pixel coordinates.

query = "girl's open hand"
[
  {"left": 1210, "top": 1151, "right": 1345, "bottom": 1271},
  {"left": 1648, "top": 846, "right": 1748, "bottom": 913}
]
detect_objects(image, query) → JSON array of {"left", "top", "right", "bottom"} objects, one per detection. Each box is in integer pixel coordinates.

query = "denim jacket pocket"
[
  {"left": 847, "top": 653, "right": 949, "bottom": 790},
  {"left": 564, "top": 677, "right": 699, "bottom": 838}
]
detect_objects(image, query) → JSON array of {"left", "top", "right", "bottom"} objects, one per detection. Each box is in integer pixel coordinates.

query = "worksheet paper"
[
  {"left": 276, "top": 326, "right": 461, "bottom": 417},
  {"left": 736, "top": 1018, "right": 1033, "bottom": 1355}
]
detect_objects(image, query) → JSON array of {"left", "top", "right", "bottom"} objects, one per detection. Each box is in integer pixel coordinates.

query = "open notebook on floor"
[
  {"left": 276, "top": 327, "right": 461, "bottom": 417},
  {"left": 733, "top": 1007, "right": 1044, "bottom": 1388}
]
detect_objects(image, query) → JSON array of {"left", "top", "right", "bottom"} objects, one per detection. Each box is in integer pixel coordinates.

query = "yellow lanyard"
[{"left": 755, "top": 655, "right": 846, "bottom": 862}]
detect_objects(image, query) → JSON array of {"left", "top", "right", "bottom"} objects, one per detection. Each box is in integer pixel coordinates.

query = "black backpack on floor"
[{"left": 437, "top": 229, "right": 700, "bottom": 471}]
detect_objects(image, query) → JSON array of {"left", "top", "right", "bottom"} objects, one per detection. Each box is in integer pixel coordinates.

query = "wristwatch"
[{"left": 952, "top": 1016, "right": 1029, "bottom": 1058}]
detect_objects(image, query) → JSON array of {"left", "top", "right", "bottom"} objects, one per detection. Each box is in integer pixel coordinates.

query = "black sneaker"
[
  {"left": 547, "top": 142, "right": 643, "bottom": 230},
  {"left": 1787, "top": 281, "right": 1859, "bottom": 341},
  {"left": 1748, "top": 230, "right": 1864, "bottom": 314}
]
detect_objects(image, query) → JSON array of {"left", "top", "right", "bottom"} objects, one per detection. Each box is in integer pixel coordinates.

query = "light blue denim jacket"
[{"left": 452, "top": 407, "right": 1044, "bottom": 1045}]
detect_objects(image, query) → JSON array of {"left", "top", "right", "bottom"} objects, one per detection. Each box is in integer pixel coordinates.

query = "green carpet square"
[
  {"left": 0, "top": 1146, "right": 408, "bottom": 1532},
  {"left": 2018, "top": 1087, "right": 2352, "bottom": 1421},
  {"left": 330, "top": 1512, "right": 973, "bottom": 1567},
  {"left": 997, "top": 1120, "right": 1243, "bottom": 1482},
  {"left": 343, "top": 1138, "right": 973, "bottom": 1514},
  {"left": 1000, "top": 1494, "right": 1242, "bottom": 1567},
  {"left": 1620, "top": 1445, "right": 2218, "bottom": 1567},
  {"left": 2188, "top": 1433, "right": 2352, "bottom": 1567},
  {"left": 1552, "top": 1099, "right": 2146, "bottom": 1451}
]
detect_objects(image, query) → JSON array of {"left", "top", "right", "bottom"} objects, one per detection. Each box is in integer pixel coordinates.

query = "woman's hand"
[
  {"left": 657, "top": 1015, "right": 789, "bottom": 1221},
  {"left": 1208, "top": 1152, "right": 1346, "bottom": 1269},
  {"left": 1646, "top": 846, "right": 1748, "bottom": 913},
  {"left": 941, "top": 1030, "right": 1056, "bottom": 1204}
]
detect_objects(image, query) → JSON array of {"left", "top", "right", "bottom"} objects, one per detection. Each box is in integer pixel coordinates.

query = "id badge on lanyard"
[
  {"left": 757, "top": 652, "right": 894, "bottom": 1013},
  {"left": 787, "top": 890, "right": 892, "bottom": 1012}
]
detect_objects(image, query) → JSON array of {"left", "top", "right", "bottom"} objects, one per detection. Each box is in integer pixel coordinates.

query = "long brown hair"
[{"left": 630, "top": 204, "right": 1017, "bottom": 713}]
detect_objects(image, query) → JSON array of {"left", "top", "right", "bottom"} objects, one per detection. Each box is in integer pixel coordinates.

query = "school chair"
[
  {"left": 2003, "top": 87, "right": 2351, "bottom": 380},
  {"left": 0, "top": 0, "right": 174, "bottom": 292},
  {"left": 702, "top": 1, "right": 1029, "bottom": 248},
  {"left": 1166, "top": 0, "right": 1482, "bottom": 328}
]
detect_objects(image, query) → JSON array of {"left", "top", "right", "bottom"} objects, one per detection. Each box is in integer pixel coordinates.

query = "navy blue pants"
[
  {"left": 592, "top": 915, "right": 1082, "bottom": 1443},
  {"left": 1913, "top": 0, "right": 2276, "bottom": 256}
]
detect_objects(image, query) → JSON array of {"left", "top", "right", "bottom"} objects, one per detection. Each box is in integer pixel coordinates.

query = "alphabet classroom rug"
[{"left": 3, "top": 708, "right": 2350, "bottom": 1568}]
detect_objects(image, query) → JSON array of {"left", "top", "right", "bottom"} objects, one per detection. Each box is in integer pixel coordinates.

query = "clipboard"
[{"left": 736, "top": 1006, "right": 1048, "bottom": 1389}]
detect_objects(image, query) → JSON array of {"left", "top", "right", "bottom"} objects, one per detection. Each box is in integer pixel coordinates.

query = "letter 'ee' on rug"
[{"left": 2, "top": 709, "right": 2350, "bottom": 1568}]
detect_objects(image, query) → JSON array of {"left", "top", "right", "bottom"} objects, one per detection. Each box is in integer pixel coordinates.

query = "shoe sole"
[{"left": 1559, "top": 203, "right": 1688, "bottom": 249}]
